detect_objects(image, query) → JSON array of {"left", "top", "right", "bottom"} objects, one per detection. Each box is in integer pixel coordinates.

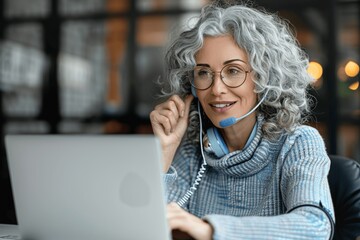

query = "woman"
[{"left": 150, "top": 2, "right": 334, "bottom": 240}]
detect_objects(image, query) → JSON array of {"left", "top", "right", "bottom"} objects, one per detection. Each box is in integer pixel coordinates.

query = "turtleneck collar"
[{"left": 204, "top": 115, "right": 271, "bottom": 177}]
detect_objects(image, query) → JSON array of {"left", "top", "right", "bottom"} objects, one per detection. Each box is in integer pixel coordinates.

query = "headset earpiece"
[
  {"left": 191, "top": 86, "right": 197, "bottom": 98},
  {"left": 204, "top": 128, "right": 229, "bottom": 158}
]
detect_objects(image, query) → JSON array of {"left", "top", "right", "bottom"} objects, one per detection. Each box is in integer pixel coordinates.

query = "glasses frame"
[{"left": 189, "top": 64, "right": 252, "bottom": 90}]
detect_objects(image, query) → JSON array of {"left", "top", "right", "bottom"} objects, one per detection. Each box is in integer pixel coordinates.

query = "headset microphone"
[{"left": 219, "top": 89, "right": 269, "bottom": 128}]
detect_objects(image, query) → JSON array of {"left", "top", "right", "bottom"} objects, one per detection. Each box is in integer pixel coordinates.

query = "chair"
[{"left": 328, "top": 155, "right": 360, "bottom": 240}]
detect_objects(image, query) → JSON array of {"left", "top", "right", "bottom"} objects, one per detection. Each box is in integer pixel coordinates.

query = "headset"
[{"left": 176, "top": 86, "right": 268, "bottom": 207}]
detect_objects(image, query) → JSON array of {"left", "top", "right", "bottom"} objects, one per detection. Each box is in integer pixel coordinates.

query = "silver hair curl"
[{"left": 159, "top": 3, "right": 314, "bottom": 141}]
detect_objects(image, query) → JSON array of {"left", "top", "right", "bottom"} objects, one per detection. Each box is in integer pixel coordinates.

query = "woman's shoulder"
[
  {"left": 277, "top": 124, "right": 328, "bottom": 161},
  {"left": 287, "top": 124, "right": 324, "bottom": 144}
]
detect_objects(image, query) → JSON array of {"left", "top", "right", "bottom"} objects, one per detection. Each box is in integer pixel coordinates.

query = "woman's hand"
[
  {"left": 150, "top": 95, "right": 194, "bottom": 172},
  {"left": 167, "top": 203, "right": 213, "bottom": 240}
]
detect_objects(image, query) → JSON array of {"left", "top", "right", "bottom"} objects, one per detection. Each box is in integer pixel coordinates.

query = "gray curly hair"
[{"left": 159, "top": 2, "right": 314, "bottom": 140}]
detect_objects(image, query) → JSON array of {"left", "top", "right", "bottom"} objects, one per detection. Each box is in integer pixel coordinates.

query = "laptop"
[{"left": 5, "top": 134, "right": 170, "bottom": 240}]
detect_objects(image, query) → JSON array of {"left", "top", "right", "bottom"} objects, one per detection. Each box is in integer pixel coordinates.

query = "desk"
[{"left": 0, "top": 225, "right": 20, "bottom": 239}]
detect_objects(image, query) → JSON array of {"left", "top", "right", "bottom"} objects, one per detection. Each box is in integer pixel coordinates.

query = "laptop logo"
[{"left": 119, "top": 172, "right": 151, "bottom": 207}]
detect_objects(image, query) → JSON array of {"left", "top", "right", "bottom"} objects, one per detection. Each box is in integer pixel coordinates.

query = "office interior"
[{"left": 0, "top": 0, "right": 359, "bottom": 224}]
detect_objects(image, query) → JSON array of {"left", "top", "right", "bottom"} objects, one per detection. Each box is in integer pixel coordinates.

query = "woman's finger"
[
  {"left": 183, "top": 95, "right": 194, "bottom": 119},
  {"left": 167, "top": 202, "right": 213, "bottom": 240},
  {"left": 155, "top": 108, "right": 182, "bottom": 135},
  {"left": 166, "top": 95, "right": 186, "bottom": 118},
  {"left": 152, "top": 95, "right": 191, "bottom": 135}
]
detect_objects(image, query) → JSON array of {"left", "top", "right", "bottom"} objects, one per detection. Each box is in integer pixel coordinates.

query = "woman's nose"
[{"left": 210, "top": 72, "right": 227, "bottom": 96}]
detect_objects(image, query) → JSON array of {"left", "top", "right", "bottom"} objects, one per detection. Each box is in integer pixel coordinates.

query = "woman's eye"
[
  {"left": 229, "top": 68, "right": 239, "bottom": 74},
  {"left": 227, "top": 67, "right": 244, "bottom": 76},
  {"left": 197, "top": 69, "right": 211, "bottom": 77}
]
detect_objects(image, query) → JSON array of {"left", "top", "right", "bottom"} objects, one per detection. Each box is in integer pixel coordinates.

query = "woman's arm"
[{"left": 204, "top": 206, "right": 332, "bottom": 240}]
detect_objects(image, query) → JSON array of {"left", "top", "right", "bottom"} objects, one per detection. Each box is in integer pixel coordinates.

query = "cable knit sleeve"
[
  {"left": 204, "top": 207, "right": 332, "bottom": 239},
  {"left": 280, "top": 126, "right": 334, "bottom": 215}
]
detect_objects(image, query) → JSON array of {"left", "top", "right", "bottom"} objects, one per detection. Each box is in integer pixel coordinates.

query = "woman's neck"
[{"left": 220, "top": 114, "right": 257, "bottom": 152}]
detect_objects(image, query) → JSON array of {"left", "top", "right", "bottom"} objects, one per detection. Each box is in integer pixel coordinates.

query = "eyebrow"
[
  {"left": 196, "top": 63, "right": 211, "bottom": 67},
  {"left": 223, "top": 59, "right": 246, "bottom": 65},
  {"left": 196, "top": 59, "right": 246, "bottom": 67}
]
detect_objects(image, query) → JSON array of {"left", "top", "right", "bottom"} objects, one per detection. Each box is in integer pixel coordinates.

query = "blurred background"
[{"left": 0, "top": 0, "right": 359, "bottom": 224}]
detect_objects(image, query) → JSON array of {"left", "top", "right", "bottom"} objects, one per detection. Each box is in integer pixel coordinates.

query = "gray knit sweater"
[{"left": 164, "top": 121, "right": 335, "bottom": 239}]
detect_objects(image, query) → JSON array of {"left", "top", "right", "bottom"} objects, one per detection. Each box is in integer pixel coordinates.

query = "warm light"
[
  {"left": 349, "top": 81, "right": 359, "bottom": 91},
  {"left": 307, "top": 61, "right": 323, "bottom": 80},
  {"left": 345, "top": 60, "right": 359, "bottom": 77}
]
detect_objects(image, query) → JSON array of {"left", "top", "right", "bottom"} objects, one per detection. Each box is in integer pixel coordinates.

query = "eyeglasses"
[{"left": 190, "top": 64, "right": 252, "bottom": 90}]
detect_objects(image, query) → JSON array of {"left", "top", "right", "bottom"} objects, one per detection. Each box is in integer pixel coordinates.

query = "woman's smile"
[{"left": 209, "top": 101, "right": 237, "bottom": 113}]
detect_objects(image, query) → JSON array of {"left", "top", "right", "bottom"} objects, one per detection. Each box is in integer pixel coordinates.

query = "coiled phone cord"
[{"left": 177, "top": 101, "right": 207, "bottom": 207}]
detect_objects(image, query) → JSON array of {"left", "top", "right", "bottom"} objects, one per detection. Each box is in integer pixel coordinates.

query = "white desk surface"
[{"left": 0, "top": 224, "right": 20, "bottom": 239}]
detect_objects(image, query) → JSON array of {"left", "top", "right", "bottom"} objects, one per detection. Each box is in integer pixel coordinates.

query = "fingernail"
[{"left": 181, "top": 110, "right": 185, "bottom": 117}]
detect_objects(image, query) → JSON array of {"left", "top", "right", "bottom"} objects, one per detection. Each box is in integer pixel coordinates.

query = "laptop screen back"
[{"left": 5, "top": 134, "right": 170, "bottom": 240}]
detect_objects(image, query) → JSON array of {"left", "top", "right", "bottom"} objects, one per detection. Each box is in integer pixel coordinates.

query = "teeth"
[{"left": 212, "top": 103, "right": 231, "bottom": 108}]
